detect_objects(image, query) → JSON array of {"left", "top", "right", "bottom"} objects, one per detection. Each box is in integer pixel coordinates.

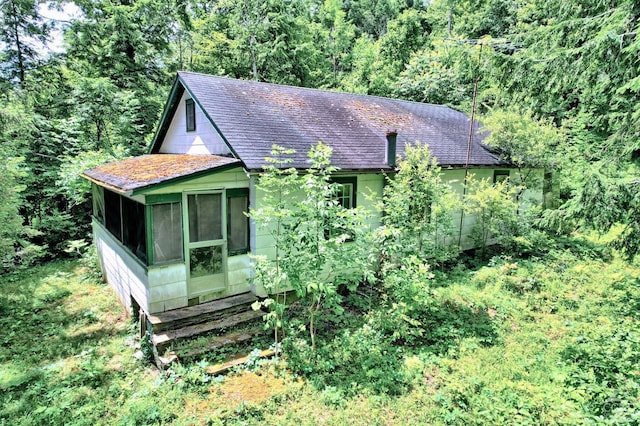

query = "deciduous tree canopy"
[{"left": 1, "top": 0, "right": 640, "bottom": 266}]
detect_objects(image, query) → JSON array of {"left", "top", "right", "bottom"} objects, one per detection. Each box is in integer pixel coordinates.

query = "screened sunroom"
[{"left": 83, "top": 154, "right": 253, "bottom": 314}]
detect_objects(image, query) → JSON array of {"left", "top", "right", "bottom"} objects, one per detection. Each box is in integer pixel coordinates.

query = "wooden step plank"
[
  {"left": 205, "top": 349, "right": 276, "bottom": 375},
  {"left": 148, "top": 292, "right": 257, "bottom": 324},
  {"left": 148, "top": 292, "right": 258, "bottom": 332},
  {"left": 180, "top": 330, "right": 259, "bottom": 359},
  {"left": 152, "top": 310, "right": 265, "bottom": 350},
  {"left": 157, "top": 327, "right": 266, "bottom": 367}
]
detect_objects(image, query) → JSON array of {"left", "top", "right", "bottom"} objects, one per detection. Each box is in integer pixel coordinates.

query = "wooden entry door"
[{"left": 184, "top": 192, "right": 226, "bottom": 299}]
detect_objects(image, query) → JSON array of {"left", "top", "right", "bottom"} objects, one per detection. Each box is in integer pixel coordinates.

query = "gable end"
[{"left": 149, "top": 76, "right": 240, "bottom": 159}]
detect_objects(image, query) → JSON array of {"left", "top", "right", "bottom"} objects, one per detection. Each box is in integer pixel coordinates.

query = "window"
[
  {"left": 543, "top": 171, "right": 553, "bottom": 193},
  {"left": 92, "top": 184, "right": 105, "bottom": 224},
  {"left": 152, "top": 202, "right": 183, "bottom": 263},
  {"left": 188, "top": 193, "right": 222, "bottom": 242},
  {"left": 185, "top": 98, "right": 196, "bottom": 132},
  {"left": 227, "top": 189, "right": 249, "bottom": 255},
  {"left": 122, "top": 197, "right": 147, "bottom": 263},
  {"left": 186, "top": 193, "right": 224, "bottom": 279},
  {"left": 104, "top": 189, "right": 122, "bottom": 241},
  {"left": 328, "top": 177, "right": 357, "bottom": 240},
  {"left": 331, "top": 177, "right": 357, "bottom": 208},
  {"left": 101, "top": 188, "right": 148, "bottom": 264},
  {"left": 493, "top": 170, "right": 510, "bottom": 183},
  {"left": 543, "top": 171, "right": 555, "bottom": 209}
]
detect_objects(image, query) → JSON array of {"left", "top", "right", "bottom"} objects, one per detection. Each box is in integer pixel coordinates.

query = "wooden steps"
[
  {"left": 148, "top": 292, "right": 259, "bottom": 332},
  {"left": 152, "top": 310, "right": 265, "bottom": 352},
  {"left": 147, "top": 292, "right": 267, "bottom": 365}
]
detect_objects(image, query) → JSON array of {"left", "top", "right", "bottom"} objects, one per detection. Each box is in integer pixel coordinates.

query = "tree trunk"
[{"left": 10, "top": 0, "right": 25, "bottom": 83}]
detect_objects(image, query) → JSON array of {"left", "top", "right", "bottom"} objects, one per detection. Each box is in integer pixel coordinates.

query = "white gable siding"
[{"left": 158, "top": 91, "right": 231, "bottom": 155}]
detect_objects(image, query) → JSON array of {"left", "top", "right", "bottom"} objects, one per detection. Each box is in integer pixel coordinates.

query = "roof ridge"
[
  {"left": 176, "top": 71, "right": 457, "bottom": 113},
  {"left": 168, "top": 71, "right": 501, "bottom": 170}
]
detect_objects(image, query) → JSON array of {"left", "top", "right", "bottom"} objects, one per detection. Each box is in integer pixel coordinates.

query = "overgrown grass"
[{"left": 1, "top": 238, "right": 639, "bottom": 424}]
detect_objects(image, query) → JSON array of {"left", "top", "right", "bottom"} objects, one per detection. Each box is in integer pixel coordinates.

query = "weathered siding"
[
  {"left": 95, "top": 218, "right": 190, "bottom": 315},
  {"left": 143, "top": 167, "right": 252, "bottom": 307},
  {"left": 142, "top": 168, "right": 249, "bottom": 195},
  {"left": 158, "top": 91, "right": 231, "bottom": 155},
  {"left": 442, "top": 168, "right": 483, "bottom": 250},
  {"left": 356, "top": 173, "right": 385, "bottom": 231},
  {"left": 93, "top": 219, "right": 149, "bottom": 314},
  {"left": 251, "top": 173, "right": 385, "bottom": 296},
  {"left": 147, "top": 264, "right": 187, "bottom": 313},
  {"left": 94, "top": 163, "right": 545, "bottom": 310},
  {"left": 441, "top": 168, "right": 545, "bottom": 249}
]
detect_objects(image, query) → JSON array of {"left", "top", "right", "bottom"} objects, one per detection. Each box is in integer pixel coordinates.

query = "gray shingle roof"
[{"left": 153, "top": 71, "right": 503, "bottom": 170}]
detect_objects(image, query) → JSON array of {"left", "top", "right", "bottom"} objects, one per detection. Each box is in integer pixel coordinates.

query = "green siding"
[
  {"left": 95, "top": 165, "right": 545, "bottom": 308},
  {"left": 142, "top": 167, "right": 249, "bottom": 196}
]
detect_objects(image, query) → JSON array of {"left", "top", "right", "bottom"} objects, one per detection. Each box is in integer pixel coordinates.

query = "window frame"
[
  {"left": 185, "top": 98, "right": 196, "bottom": 132},
  {"left": 101, "top": 188, "right": 149, "bottom": 264},
  {"left": 91, "top": 184, "right": 105, "bottom": 224},
  {"left": 104, "top": 189, "right": 123, "bottom": 242},
  {"left": 330, "top": 176, "right": 357, "bottom": 209},
  {"left": 146, "top": 194, "right": 184, "bottom": 266},
  {"left": 226, "top": 188, "right": 250, "bottom": 256},
  {"left": 327, "top": 177, "right": 358, "bottom": 241},
  {"left": 121, "top": 196, "right": 147, "bottom": 264},
  {"left": 493, "top": 170, "right": 510, "bottom": 184}
]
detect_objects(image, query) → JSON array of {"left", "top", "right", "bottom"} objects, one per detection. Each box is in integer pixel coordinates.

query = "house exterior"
[{"left": 83, "top": 71, "right": 543, "bottom": 316}]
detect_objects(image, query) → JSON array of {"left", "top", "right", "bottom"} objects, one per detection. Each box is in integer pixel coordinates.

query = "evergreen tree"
[{"left": 0, "top": 0, "right": 50, "bottom": 84}]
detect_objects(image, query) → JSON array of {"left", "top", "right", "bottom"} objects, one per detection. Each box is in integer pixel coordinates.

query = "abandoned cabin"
[{"left": 83, "top": 71, "right": 546, "bottom": 342}]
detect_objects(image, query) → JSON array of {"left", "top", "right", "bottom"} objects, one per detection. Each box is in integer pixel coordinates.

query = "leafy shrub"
[
  {"left": 374, "top": 256, "right": 498, "bottom": 353},
  {"left": 250, "top": 143, "right": 373, "bottom": 351},
  {"left": 283, "top": 323, "right": 407, "bottom": 396},
  {"left": 561, "top": 323, "right": 640, "bottom": 422},
  {"left": 464, "top": 175, "right": 520, "bottom": 254},
  {"left": 377, "top": 143, "right": 461, "bottom": 266},
  {"left": 376, "top": 255, "right": 438, "bottom": 345}
]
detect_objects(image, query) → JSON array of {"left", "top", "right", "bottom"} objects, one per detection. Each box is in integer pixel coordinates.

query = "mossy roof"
[
  {"left": 150, "top": 71, "right": 505, "bottom": 170},
  {"left": 82, "top": 154, "right": 241, "bottom": 194}
]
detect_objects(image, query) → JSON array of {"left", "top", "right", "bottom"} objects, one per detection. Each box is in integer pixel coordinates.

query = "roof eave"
[
  {"left": 130, "top": 161, "right": 244, "bottom": 196},
  {"left": 81, "top": 173, "right": 135, "bottom": 197},
  {"left": 82, "top": 157, "right": 245, "bottom": 197},
  {"left": 149, "top": 75, "right": 184, "bottom": 154}
]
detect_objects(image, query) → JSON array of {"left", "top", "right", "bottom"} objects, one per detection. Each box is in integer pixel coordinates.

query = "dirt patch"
[{"left": 219, "top": 371, "right": 289, "bottom": 403}]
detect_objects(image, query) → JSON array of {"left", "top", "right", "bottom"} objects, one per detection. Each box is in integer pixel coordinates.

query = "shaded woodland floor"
[{"left": 1, "top": 237, "right": 639, "bottom": 425}]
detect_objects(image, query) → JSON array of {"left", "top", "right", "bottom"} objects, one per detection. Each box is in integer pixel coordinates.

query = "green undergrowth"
[{"left": 1, "top": 237, "right": 640, "bottom": 424}]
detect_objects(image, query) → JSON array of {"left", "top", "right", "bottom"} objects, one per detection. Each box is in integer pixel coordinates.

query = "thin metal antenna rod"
[{"left": 457, "top": 43, "right": 483, "bottom": 248}]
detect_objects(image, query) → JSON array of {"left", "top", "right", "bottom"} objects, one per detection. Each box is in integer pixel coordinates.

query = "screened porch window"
[
  {"left": 92, "top": 184, "right": 105, "bottom": 224},
  {"left": 188, "top": 193, "right": 222, "bottom": 242},
  {"left": 152, "top": 202, "right": 183, "bottom": 263},
  {"left": 122, "top": 197, "right": 147, "bottom": 263},
  {"left": 227, "top": 189, "right": 249, "bottom": 255},
  {"left": 101, "top": 188, "right": 147, "bottom": 264},
  {"left": 104, "top": 189, "right": 122, "bottom": 241}
]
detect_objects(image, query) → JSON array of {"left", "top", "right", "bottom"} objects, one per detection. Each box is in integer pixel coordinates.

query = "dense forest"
[{"left": 1, "top": 0, "right": 640, "bottom": 268}]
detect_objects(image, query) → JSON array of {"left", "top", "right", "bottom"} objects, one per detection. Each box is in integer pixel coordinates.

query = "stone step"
[
  {"left": 147, "top": 292, "right": 258, "bottom": 333},
  {"left": 152, "top": 309, "right": 265, "bottom": 353}
]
